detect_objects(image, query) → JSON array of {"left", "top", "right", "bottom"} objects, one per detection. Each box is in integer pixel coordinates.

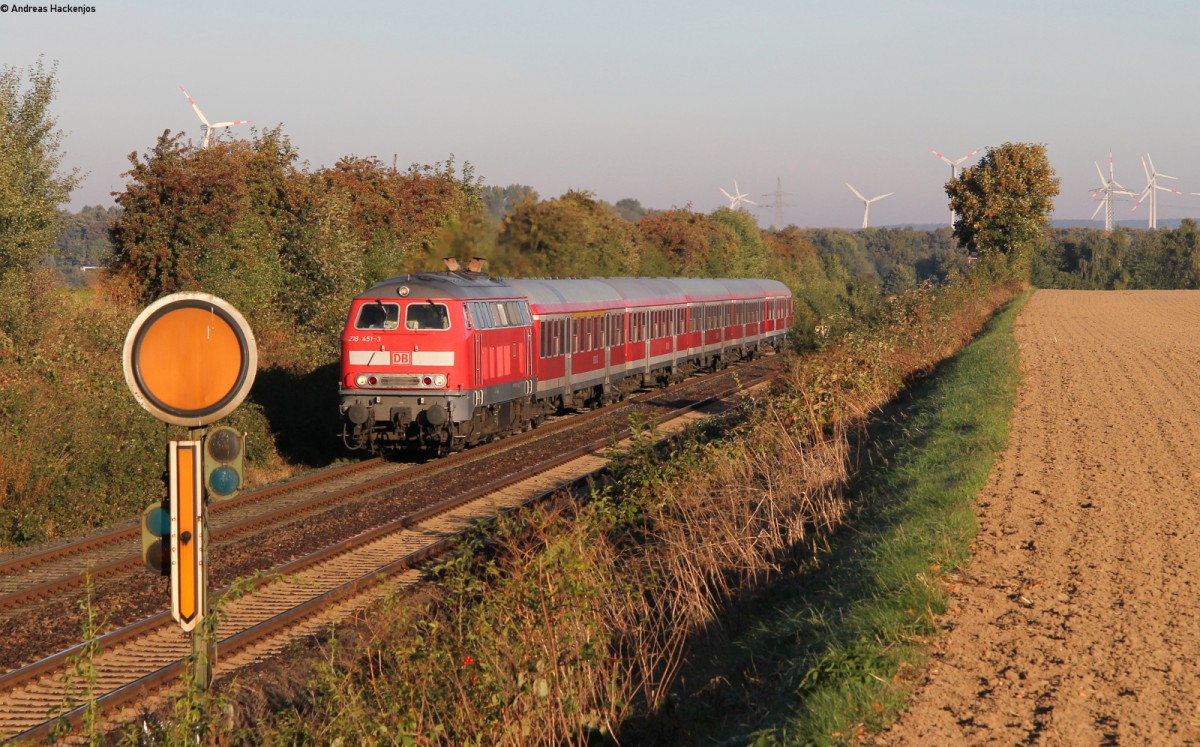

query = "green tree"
[
  {"left": 0, "top": 58, "right": 78, "bottom": 339},
  {"left": 946, "top": 142, "right": 1060, "bottom": 281},
  {"left": 495, "top": 190, "right": 643, "bottom": 276},
  {"left": 56, "top": 204, "right": 121, "bottom": 268},
  {"left": 882, "top": 264, "right": 917, "bottom": 296},
  {"left": 482, "top": 184, "right": 538, "bottom": 222},
  {"left": 614, "top": 198, "right": 646, "bottom": 222},
  {"left": 707, "top": 208, "right": 768, "bottom": 277}
]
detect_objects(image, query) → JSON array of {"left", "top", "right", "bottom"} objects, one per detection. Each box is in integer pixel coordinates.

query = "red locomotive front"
[{"left": 339, "top": 272, "right": 535, "bottom": 454}]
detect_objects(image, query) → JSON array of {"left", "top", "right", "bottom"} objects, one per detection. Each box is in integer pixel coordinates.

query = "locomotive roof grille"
[{"left": 359, "top": 272, "right": 518, "bottom": 301}]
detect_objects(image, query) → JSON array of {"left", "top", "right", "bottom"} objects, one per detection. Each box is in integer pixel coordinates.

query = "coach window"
[{"left": 356, "top": 301, "right": 400, "bottom": 330}]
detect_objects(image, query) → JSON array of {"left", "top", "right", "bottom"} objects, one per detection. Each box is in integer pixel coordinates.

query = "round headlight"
[
  {"left": 355, "top": 374, "right": 368, "bottom": 387},
  {"left": 434, "top": 374, "right": 447, "bottom": 387}
]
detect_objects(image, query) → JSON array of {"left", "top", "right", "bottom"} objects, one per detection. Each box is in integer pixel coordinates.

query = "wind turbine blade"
[
  {"left": 1157, "top": 172, "right": 1178, "bottom": 181},
  {"left": 1091, "top": 201, "right": 1105, "bottom": 220},
  {"left": 1095, "top": 162, "right": 1107, "bottom": 185},
  {"left": 845, "top": 183, "right": 866, "bottom": 201},
  {"left": 1131, "top": 194, "right": 1147, "bottom": 212},
  {"left": 1145, "top": 153, "right": 1157, "bottom": 175},
  {"left": 930, "top": 148, "right": 953, "bottom": 166},
  {"left": 742, "top": 198, "right": 757, "bottom": 206},
  {"left": 874, "top": 192, "right": 895, "bottom": 201},
  {"left": 961, "top": 147, "right": 982, "bottom": 161},
  {"left": 209, "top": 119, "right": 252, "bottom": 128},
  {"left": 1141, "top": 155, "right": 1151, "bottom": 183},
  {"left": 179, "top": 85, "right": 210, "bottom": 127},
  {"left": 1160, "top": 186, "right": 1186, "bottom": 196},
  {"left": 720, "top": 188, "right": 734, "bottom": 200}
]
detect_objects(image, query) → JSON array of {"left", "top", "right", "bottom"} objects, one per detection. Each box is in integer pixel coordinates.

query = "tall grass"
[{"left": 727, "top": 290, "right": 1029, "bottom": 744}]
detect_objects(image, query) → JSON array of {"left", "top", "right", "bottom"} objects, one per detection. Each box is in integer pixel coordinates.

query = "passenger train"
[{"left": 339, "top": 266, "right": 793, "bottom": 454}]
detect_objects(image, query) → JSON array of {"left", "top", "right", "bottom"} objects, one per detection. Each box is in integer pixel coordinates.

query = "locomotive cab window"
[
  {"left": 405, "top": 302, "right": 450, "bottom": 330},
  {"left": 356, "top": 302, "right": 400, "bottom": 330}
]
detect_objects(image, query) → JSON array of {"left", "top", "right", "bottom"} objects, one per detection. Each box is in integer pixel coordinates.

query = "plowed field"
[{"left": 879, "top": 290, "right": 1200, "bottom": 746}]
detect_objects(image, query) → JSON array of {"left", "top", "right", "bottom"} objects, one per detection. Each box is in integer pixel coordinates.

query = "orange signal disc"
[
  {"left": 136, "top": 307, "right": 242, "bottom": 412},
  {"left": 123, "top": 293, "right": 257, "bottom": 427}
]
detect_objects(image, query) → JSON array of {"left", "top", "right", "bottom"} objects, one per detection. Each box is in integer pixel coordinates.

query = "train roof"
[
  {"left": 509, "top": 276, "right": 790, "bottom": 314},
  {"left": 356, "top": 273, "right": 791, "bottom": 311}
]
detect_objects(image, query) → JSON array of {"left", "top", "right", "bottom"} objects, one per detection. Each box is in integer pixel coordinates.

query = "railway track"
[{"left": 0, "top": 358, "right": 780, "bottom": 742}]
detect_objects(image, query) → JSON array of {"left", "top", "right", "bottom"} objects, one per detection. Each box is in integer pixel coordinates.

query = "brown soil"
[{"left": 878, "top": 290, "right": 1200, "bottom": 746}]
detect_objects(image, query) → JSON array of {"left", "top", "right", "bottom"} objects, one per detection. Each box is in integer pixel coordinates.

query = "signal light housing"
[
  {"left": 203, "top": 426, "right": 246, "bottom": 500},
  {"left": 140, "top": 500, "right": 170, "bottom": 576}
]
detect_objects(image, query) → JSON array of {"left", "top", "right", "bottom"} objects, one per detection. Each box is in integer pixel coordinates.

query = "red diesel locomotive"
[{"left": 339, "top": 268, "right": 793, "bottom": 454}]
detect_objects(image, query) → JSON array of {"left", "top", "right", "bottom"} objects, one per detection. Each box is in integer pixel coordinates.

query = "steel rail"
[{"left": 0, "top": 357, "right": 778, "bottom": 617}]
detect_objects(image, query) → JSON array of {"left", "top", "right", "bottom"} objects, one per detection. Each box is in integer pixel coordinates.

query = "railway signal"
[
  {"left": 122, "top": 291, "right": 257, "bottom": 687},
  {"left": 140, "top": 500, "right": 170, "bottom": 575},
  {"left": 204, "top": 426, "right": 246, "bottom": 500}
]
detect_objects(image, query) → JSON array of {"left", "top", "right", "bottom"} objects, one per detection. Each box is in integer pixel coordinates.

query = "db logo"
[{"left": 391, "top": 352, "right": 411, "bottom": 365}]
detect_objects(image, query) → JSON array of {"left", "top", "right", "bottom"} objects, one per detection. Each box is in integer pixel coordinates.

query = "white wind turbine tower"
[
  {"left": 1090, "top": 151, "right": 1134, "bottom": 232},
  {"left": 931, "top": 147, "right": 982, "bottom": 226},
  {"left": 1132, "top": 153, "right": 1183, "bottom": 229},
  {"left": 720, "top": 181, "right": 756, "bottom": 211},
  {"left": 180, "top": 85, "right": 252, "bottom": 149},
  {"left": 845, "top": 183, "right": 893, "bottom": 229}
]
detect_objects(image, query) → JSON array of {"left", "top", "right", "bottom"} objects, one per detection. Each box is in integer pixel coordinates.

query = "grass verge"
[{"left": 696, "top": 290, "right": 1029, "bottom": 745}]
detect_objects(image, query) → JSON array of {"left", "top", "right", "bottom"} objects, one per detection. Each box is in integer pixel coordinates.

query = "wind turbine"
[
  {"left": 1131, "top": 153, "right": 1184, "bottom": 229},
  {"left": 931, "top": 147, "right": 982, "bottom": 226},
  {"left": 846, "top": 183, "right": 893, "bottom": 229},
  {"left": 720, "top": 181, "right": 756, "bottom": 210},
  {"left": 1090, "top": 150, "right": 1134, "bottom": 232},
  {"left": 179, "top": 85, "right": 251, "bottom": 149}
]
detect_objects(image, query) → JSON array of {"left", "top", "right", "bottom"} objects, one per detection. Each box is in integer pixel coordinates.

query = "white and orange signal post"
[
  {"left": 170, "top": 440, "right": 206, "bottom": 632},
  {"left": 123, "top": 292, "right": 257, "bottom": 686}
]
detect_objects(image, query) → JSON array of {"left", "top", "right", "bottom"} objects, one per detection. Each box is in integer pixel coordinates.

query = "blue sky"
[{"left": 5, "top": 0, "right": 1200, "bottom": 228}]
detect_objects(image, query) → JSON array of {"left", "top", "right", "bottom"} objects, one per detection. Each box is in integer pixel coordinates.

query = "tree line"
[{"left": 0, "top": 58, "right": 1063, "bottom": 547}]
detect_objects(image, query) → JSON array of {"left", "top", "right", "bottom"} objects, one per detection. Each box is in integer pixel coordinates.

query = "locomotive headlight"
[
  {"left": 355, "top": 374, "right": 368, "bottom": 387},
  {"left": 434, "top": 374, "right": 447, "bottom": 387}
]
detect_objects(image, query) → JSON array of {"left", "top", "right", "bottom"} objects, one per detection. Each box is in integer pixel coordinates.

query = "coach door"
[{"left": 524, "top": 327, "right": 534, "bottom": 394}]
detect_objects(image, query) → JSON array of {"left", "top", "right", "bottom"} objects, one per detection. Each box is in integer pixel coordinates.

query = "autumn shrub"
[{"left": 0, "top": 280, "right": 281, "bottom": 547}]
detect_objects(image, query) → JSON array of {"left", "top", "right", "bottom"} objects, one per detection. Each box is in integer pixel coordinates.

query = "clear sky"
[{"left": 4, "top": 0, "right": 1199, "bottom": 229}]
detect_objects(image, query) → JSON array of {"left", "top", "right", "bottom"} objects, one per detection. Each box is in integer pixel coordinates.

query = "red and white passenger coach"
[{"left": 339, "top": 269, "right": 793, "bottom": 454}]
